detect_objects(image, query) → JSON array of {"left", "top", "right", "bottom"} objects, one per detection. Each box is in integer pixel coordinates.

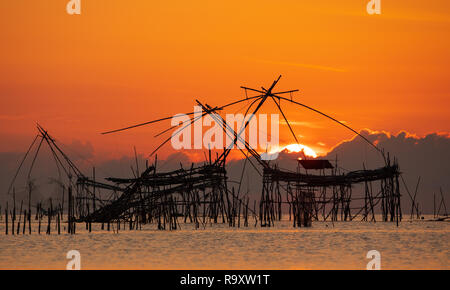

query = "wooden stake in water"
[
  {"left": 46, "top": 207, "right": 51, "bottom": 235},
  {"left": 17, "top": 200, "right": 23, "bottom": 235},
  {"left": 57, "top": 211, "right": 61, "bottom": 235},
  {"left": 38, "top": 203, "right": 41, "bottom": 234},
  {"left": 28, "top": 209, "right": 31, "bottom": 234},
  {"left": 12, "top": 188, "right": 16, "bottom": 235},
  {"left": 68, "top": 185, "right": 72, "bottom": 234},
  {"left": 5, "top": 203, "right": 8, "bottom": 235},
  {"left": 23, "top": 210, "right": 26, "bottom": 235},
  {"left": 28, "top": 182, "right": 32, "bottom": 235}
]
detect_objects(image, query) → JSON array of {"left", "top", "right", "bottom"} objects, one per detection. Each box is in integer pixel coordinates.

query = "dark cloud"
[
  {"left": 0, "top": 139, "right": 95, "bottom": 204},
  {"left": 324, "top": 130, "right": 450, "bottom": 214},
  {"left": 63, "top": 140, "right": 95, "bottom": 162}
]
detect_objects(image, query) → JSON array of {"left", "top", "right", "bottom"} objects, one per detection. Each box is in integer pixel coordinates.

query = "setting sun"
[{"left": 282, "top": 144, "right": 318, "bottom": 158}]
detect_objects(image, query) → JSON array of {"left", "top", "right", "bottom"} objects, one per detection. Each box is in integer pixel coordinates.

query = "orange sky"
[{"left": 0, "top": 0, "right": 449, "bottom": 161}]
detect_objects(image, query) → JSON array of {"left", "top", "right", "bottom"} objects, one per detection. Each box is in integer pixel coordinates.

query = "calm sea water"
[{"left": 0, "top": 216, "right": 448, "bottom": 269}]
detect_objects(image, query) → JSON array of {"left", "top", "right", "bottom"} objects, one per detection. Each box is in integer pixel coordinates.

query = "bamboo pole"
[
  {"left": 17, "top": 200, "right": 23, "bottom": 235},
  {"left": 5, "top": 203, "right": 8, "bottom": 235},
  {"left": 38, "top": 203, "right": 41, "bottom": 234},
  {"left": 46, "top": 207, "right": 51, "bottom": 235},
  {"left": 23, "top": 210, "right": 26, "bottom": 235}
]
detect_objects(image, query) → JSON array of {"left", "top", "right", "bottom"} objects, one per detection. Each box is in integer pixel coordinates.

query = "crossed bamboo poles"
[{"left": 101, "top": 75, "right": 385, "bottom": 170}]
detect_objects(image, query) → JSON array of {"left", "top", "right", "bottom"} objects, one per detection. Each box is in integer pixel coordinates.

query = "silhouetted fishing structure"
[{"left": 3, "top": 76, "right": 411, "bottom": 235}]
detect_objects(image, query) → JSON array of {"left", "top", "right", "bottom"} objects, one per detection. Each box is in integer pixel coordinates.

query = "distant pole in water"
[
  {"left": 12, "top": 188, "right": 16, "bottom": 235},
  {"left": 28, "top": 209, "right": 31, "bottom": 235},
  {"left": 23, "top": 210, "right": 26, "bottom": 235},
  {"left": 46, "top": 207, "right": 51, "bottom": 235},
  {"left": 68, "top": 185, "right": 73, "bottom": 234},
  {"left": 93, "top": 167, "right": 96, "bottom": 213},
  {"left": 17, "top": 200, "right": 23, "bottom": 235},
  {"left": 434, "top": 193, "right": 436, "bottom": 218},
  {"left": 38, "top": 203, "right": 41, "bottom": 234},
  {"left": 5, "top": 203, "right": 8, "bottom": 235},
  {"left": 28, "top": 182, "right": 32, "bottom": 235},
  {"left": 57, "top": 211, "right": 61, "bottom": 235},
  {"left": 440, "top": 187, "right": 447, "bottom": 216}
]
